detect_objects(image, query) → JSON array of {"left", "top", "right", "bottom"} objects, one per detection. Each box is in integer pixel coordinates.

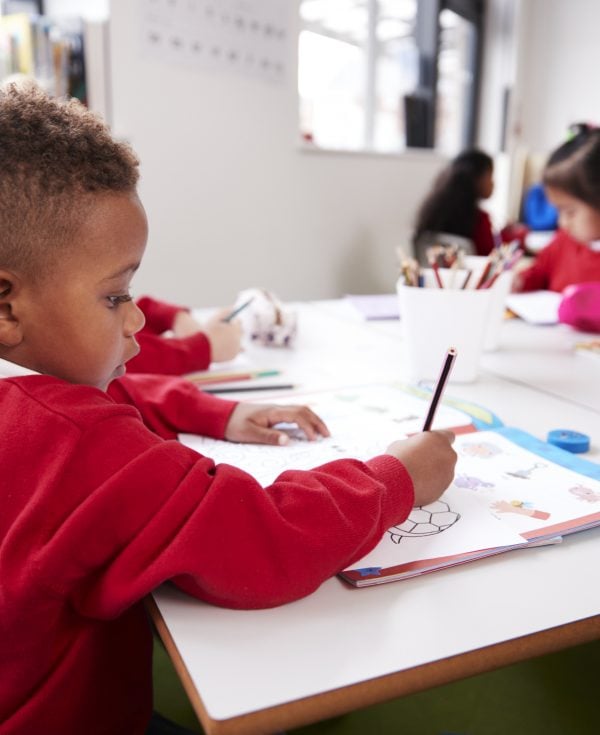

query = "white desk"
[{"left": 151, "top": 302, "right": 600, "bottom": 735}]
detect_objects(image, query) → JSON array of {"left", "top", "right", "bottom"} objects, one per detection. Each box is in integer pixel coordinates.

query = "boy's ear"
[{"left": 0, "top": 271, "right": 25, "bottom": 347}]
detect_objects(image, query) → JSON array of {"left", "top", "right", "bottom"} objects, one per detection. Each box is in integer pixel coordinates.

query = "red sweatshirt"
[
  {"left": 472, "top": 209, "right": 495, "bottom": 256},
  {"left": 127, "top": 295, "right": 211, "bottom": 375},
  {"left": 516, "top": 230, "right": 600, "bottom": 292},
  {"left": 0, "top": 373, "right": 413, "bottom": 735}
]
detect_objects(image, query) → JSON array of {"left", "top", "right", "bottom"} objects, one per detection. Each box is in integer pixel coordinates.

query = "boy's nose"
[{"left": 125, "top": 300, "right": 146, "bottom": 336}]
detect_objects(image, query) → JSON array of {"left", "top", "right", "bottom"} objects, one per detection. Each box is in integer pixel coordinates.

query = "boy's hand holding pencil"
[
  {"left": 385, "top": 431, "right": 457, "bottom": 507},
  {"left": 382, "top": 346, "right": 457, "bottom": 507}
]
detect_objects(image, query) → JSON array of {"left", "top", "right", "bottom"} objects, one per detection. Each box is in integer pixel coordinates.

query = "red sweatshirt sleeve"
[
  {"left": 472, "top": 209, "right": 495, "bottom": 256},
  {"left": 34, "top": 413, "right": 414, "bottom": 612},
  {"left": 135, "top": 295, "right": 188, "bottom": 335},
  {"left": 126, "top": 331, "right": 211, "bottom": 375},
  {"left": 108, "top": 373, "right": 237, "bottom": 439},
  {"left": 514, "top": 239, "right": 558, "bottom": 292}
]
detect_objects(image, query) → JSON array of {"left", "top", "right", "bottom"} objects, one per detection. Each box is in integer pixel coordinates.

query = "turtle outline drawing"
[{"left": 388, "top": 500, "right": 461, "bottom": 544}]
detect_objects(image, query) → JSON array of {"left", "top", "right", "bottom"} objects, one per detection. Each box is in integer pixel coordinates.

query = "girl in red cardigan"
[
  {"left": 412, "top": 149, "right": 496, "bottom": 261},
  {"left": 0, "top": 83, "right": 456, "bottom": 735},
  {"left": 514, "top": 124, "right": 600, "bottom": 332}
]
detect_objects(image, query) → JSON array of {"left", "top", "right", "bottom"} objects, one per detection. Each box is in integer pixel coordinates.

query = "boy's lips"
[{"left": 125, "top": 340, "right": 141, "bottom": 363}]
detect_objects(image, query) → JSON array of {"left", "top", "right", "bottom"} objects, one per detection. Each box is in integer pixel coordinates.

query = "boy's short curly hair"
[{"left": 0, "top": 81, "right": 139, "bottom": 281}]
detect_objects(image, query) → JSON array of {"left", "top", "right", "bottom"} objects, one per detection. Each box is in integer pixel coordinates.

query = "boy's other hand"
[
  {"left": 386, "top": 430, "right": 457, "bottom": 507},
  {"left": 203, "top": 307, "right": 243, "bottom": 362},
  {"left": 224, "top": 403, "right": 330, "bottom": 445}
]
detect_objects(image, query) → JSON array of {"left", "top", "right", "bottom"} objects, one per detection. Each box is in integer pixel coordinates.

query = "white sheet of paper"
[
  {"left": 505, "top": 291, "right": 561, "bottom": 325},
  {"left": 181, "top": 384, "right": 478, "bottom": 482}
]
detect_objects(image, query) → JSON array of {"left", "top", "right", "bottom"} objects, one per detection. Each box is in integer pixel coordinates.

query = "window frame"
[{"left": 298, "top": 0, "right": 485, "bottom": 153}]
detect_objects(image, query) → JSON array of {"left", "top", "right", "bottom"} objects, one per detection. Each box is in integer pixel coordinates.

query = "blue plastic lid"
[{"left": 547, "top": 429, "right": 590, "bottom": 454}]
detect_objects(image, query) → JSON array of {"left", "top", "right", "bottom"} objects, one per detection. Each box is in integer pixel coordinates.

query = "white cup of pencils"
[
  {"left": 464, "top": 255, "right": 515, "bottom": 351},
  {"left": 397, "top": 269, "right": 494, "bottom": 382}
]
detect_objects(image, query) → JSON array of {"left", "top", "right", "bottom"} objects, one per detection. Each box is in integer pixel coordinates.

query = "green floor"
[{"left": 153, "top": 635, "right": 599, "bottom": 735}]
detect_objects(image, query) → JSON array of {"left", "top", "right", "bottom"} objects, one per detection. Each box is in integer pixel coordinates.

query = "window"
[{"left": 298, "top": 0, "right": 484, "bottom": 154}]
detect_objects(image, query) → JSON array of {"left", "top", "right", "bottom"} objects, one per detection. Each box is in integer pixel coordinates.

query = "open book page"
[
  {"left": 474, "top": 428, "right": 600, "bottom": 540},
  {"left": 341, "top": 484, "right": 527, "bottom": 586},
  {"left": 180, "top": 383, "right": 497, "bottom": 484},
  {"left": 180, "top": 384, "right": 600, "bottom": 587},
  {"left": 341, "top": 428, "right": 600, "bottom": 585},
  {"left": 344, "top": 294, "right": 399, "bottom": 320}
]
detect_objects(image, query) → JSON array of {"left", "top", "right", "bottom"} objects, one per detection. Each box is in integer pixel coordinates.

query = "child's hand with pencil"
[
  {"left": 385, "top": 431, "right": 457, "bottom": 507},
  {"left": 225, "top": 402, "right": 330, "bottom": 446},
  {"left": 202, "top": 306, "right": 244, "bottom": 362},
  {"left": 380, "top": 346, "right": 457, "bottom": 506}
]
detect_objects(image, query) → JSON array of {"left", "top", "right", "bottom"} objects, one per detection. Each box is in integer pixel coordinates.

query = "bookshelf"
[
  {"left": 0, "top": 12, "right": 85, "bottom": 98},
  {"left": 0, "top": 9, "right": 110, "bottom": 122}
]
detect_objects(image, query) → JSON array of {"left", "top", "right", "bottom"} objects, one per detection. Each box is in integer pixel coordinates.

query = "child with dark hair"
[
  {"left": 0, "top": 82, "right": 456, "bottom": 735},
  {"left": 513, "top": 125, "right": 600, "bottom": 328},
  {"left": 412, "top": 149, "right": 495, "bottom": 260}
]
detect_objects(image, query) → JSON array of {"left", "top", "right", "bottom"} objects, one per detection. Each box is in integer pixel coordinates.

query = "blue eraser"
[{"left": 547, "top": 429, "right": 590, "bottom": 454}]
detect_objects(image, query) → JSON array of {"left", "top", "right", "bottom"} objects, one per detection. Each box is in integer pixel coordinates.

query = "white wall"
[
  {"left": 476, "top": 0, "right": 600, "bottom": 223},
  {"left": 516, "top": 0, "right": 600, "bottom": 155},
  {"left": 108, "top": 1, "right": 445, "bottom": 306},
  {"left": 47, "top": 1, "right": 600, "bottom": 306}
]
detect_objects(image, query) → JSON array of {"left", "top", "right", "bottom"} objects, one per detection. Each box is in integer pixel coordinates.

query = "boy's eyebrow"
[{"left": 102, "top": 262, "right": 141, "bottom": 281}]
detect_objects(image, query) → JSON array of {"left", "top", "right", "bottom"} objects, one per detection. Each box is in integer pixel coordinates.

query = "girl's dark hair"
[
  {"left": 412, "top": 149, "right": 493, "bottom": 245},
  {"left": 543, "top": 123, "right": 600, "bottom": 208}
]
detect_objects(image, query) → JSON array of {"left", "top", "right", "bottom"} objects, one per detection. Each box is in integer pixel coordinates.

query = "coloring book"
[{"left": 179, "top": 383, "right": 600, "bottom": 587}]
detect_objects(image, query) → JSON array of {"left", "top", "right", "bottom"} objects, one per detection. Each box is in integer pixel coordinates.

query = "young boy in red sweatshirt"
[{"left": 0, "top": 83, "right": 456, "bottom": 735}]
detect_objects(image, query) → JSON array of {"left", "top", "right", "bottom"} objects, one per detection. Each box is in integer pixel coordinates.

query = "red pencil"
[
  {"left": 482, "top": 271, "right": 500, "bottom": 289},
  {"left": 474, "top": 260, "right": 493, "bottom": 289},
  {"left": 431, "top": 261, "right": 444, "bottom": 288}
]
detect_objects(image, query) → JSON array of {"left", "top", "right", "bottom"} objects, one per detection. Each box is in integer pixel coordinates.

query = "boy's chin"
[{"left": 100, "top": 364, "right": 126, "bottom": 391}]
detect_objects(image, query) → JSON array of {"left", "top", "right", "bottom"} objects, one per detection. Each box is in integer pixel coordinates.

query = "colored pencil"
[
  {"left": 186, "top": 369, "right": 281, "bottom": 384},
  {"left": 461, "top": 270, "right": 473, "bottom": 289},
  {"left": 431, "top": 261, "right": 444, "bottom": 289},
  {"left": 422, "top": 348, "right": 458, "bottom": 431},
  {"left": 222, "top": 297, "right": 255, "bottom": 322},
  {"left": 474, "top": 260, "right": 493, "bottom": 289},
  {"left": 203, "top": 384, "right": 295, "bottom": 394}
]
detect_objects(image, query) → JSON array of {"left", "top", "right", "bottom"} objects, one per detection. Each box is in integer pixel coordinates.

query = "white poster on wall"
[{"left": 139, "top": 0, "right": 289, "bottom": 83}]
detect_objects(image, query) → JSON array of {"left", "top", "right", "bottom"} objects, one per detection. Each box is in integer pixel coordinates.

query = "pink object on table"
[{"left": 558, "top": 282, "right": 600, "bottom": 333}]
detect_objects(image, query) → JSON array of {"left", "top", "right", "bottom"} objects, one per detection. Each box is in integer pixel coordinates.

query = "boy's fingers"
[
  {"left": 266, "top": 407, "right": 330, "bottom": 440},
  {"left": 292, "top": 415, "right": 329, "bottom": 440},
  {"left": 248, "top": 425, "right": 289, "bottom": 446},
  {"left": 436, "top": 429, "right": 456, "bottom": 443}
]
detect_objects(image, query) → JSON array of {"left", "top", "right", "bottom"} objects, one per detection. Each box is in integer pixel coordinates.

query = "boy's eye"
[{"left": 106, "top": 293, "right": 133, "bottom": 308}]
